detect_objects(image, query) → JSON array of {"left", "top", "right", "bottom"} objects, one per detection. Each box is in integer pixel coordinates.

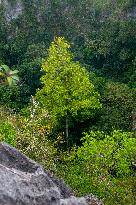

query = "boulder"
[{"left": 0, "top": 142, "right": 103, "bottom": 205}]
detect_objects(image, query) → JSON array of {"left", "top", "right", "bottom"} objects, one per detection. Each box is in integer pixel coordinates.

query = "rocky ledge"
[{"left": 0, "top": 142, "right": 103, "bottom": 205}]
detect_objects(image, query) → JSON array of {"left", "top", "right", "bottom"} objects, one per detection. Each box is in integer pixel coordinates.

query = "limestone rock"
[{"left": 0, "top": 142, "right": 102, "bottom": 205}]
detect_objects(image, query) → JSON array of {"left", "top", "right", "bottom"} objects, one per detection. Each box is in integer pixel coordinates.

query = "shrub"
[
  {"left": 0, "top": 121, "right": 16, "bottom": 146},
  {"left": 57, "top": 130, "right": 136, "bottom": 205},
  {"left": 0, "top": 104, "right": 57, "bottom": 172},
  {"left": 15, "top": 99, "right": 57, "bottom": 171}
]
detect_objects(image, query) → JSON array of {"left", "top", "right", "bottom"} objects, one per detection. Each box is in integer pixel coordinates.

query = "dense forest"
[{"left": 0, "top": 0, "right": 136, "bottom": 204}]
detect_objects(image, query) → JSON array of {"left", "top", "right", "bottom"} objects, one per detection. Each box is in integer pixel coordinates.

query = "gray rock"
[
  {"left": 0, "top": 142, "right": 103, "bottom": 205},
  {"left": 1, "top": 0, "right": 23, "bottom": 22}
]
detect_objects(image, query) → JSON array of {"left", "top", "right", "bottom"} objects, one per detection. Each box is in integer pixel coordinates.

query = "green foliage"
[
  {"left": 16, "top": 60, "right": 42, "bottom": 107},
  {"left": 0, "top": 64, "right": 19, "bottom": 86},
  {"left": 0, "top": 121, "right": 16, "bottom": 146},
  {"left": 57, "top": 130, "right": 136, "bottom": 204},
  {"left": 97, "top": 81, "right": 135, "bottom": 132},
  {"left": 127, "top": 57, "right": 136, "bottom": 88},
  {"left": 0, "top": 102, "right": 57, "bottom": 171},
  {"left": 0, "top": 106, "right": 16, "bottom": 146},
  {"left": 0, "top": 2, "right": 136, "bottom": 202},
  {"left": 0, "top": 43, "right": 46, "bottom": 109},
  {"left": 14, "top": 96, "right": 57, "bottom": 171},
  {"left": 15, "top": 115, "right": 57, "bottom": 171},
  {"left": 36, "top": 37, "right": 101, "bottom": 147},
  {"left": 0, "top": 64, "right": 19, "bottom": 108},
  {"left": 78, "top": 75, "right": 135, "bottom": 134},
  {"left": 37, "top": 37, "right": 101, "bottom": 117},
  {"left": 0, "top": 0, "right": 135, "bottom": 111}
]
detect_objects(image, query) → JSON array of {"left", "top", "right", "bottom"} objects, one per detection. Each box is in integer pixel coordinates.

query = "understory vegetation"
[{"left": 0, "top": 0, "right": 136, "bottom": 204}]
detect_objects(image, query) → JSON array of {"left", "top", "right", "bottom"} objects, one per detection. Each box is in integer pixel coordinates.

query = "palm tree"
[{"left": 0, "top": 64, "right": 19, "bottom": 86}]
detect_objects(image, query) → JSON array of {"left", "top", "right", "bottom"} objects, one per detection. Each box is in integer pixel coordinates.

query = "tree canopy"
[{"left": 36, "top": 37, "right": 101, "bottom": 144}]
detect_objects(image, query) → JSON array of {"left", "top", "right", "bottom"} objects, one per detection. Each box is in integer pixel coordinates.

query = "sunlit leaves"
[
  {"left": 58, "top": 130, "right": 136, "bottom": 204},
  {"left": 36, "top": 37, "right": 101, "bottom": 121}
]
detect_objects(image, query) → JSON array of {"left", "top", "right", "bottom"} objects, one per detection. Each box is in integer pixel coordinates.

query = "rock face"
[
  {"left": 1, "top": 0, "right": 23, "bottom": 22},
  {"left": 1, "top": 0, "right": 136, "bottom": 23},
  {"left": 0, "top": 142, "right": 102, "bottom": 205}
]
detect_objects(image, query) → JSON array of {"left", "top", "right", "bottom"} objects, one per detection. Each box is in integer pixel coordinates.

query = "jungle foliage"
[
  {"left": 0, "top": 0, "right": 136, "bottom": 204},
  {"left": 57, "top": 130, "right": 136, "bottom": 205}
]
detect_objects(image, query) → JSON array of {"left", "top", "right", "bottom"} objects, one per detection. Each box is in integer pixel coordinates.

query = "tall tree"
[{"left": 36, "top": 37, "right": 101, "bottom": 146}]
